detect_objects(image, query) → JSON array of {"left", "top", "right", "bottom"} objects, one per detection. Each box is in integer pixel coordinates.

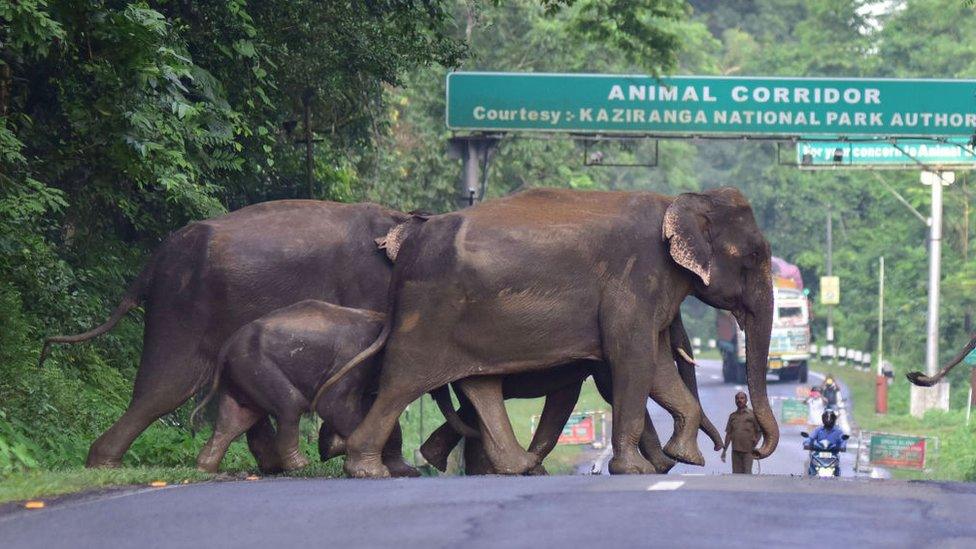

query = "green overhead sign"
[
  {"left": 446, "top": 72, "right": 976, "bottom": 138},
  {"left": 797, "top": 138, "right": 976, "bottom": 168}
]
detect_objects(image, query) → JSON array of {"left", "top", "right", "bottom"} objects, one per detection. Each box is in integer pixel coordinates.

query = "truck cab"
[{"left": 718, "top": 274, "right": 811, "bottom": 384}]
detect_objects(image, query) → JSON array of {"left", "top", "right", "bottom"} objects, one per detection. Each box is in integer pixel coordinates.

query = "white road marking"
[
  {"left": 710, "top": 375, "right": 721, "bottom": 380},
  {"left": 646, "top": 481, "right": 685, "bottom": 491}
]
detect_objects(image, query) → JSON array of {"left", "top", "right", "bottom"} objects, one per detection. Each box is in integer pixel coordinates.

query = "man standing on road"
[{"left": 722, "top": 392, "right": 760, "bottom": 474}]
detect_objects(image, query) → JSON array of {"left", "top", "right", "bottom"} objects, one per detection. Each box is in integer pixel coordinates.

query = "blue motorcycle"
[{"left": 801, "top": 431, "right": 849, "bottom": 477}]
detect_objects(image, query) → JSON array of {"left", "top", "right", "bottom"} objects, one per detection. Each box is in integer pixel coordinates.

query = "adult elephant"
[
  {"left": 40, "top": 200, "right": 412, "bottom": 471},
  {"left": 325, "top": 187, "right": 778, "bottom": 477},
  {"left": 419, "top": 314, "right": 725, "bottom": 475}
]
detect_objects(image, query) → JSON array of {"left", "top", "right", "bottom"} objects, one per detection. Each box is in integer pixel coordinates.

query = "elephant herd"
[{"left": 42, "top": 187, "right": 779, "bottom": 478}]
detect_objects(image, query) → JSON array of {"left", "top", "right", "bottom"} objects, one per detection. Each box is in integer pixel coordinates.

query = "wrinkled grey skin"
[
  {"left": 332, "top": 187, "right": 777, "bottom": 478},
  {"left": 40, "top": 200, "right": 410, "bottom": 470},
  {"left": 420, "top": 314, "right": 725, "bottom": 475},
  {"left": 193, "top": 301, "right": 420, "bottom": 477}
]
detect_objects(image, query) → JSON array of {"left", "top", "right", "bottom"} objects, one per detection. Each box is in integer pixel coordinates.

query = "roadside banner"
[
  {"left": 780, "top": 398, "right": 809, "bottom": 425},
  {"left": 868, "top": 433, "right": 930, "bottom": 469},
  {"left": 559, "top": 413, "right": 596, "bottom": 445}
]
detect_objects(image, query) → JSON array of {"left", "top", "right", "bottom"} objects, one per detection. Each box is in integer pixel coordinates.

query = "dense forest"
[{"left": 3, "top": 0, "right": 976, "bottom": 475}]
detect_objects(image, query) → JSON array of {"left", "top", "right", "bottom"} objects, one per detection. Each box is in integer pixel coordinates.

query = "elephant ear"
[
  {"left": 662, "top": 194, "right": 712, "bottom": 286},
  {"left": 375, "top": 214, "right": 430, "bottom": 262}
]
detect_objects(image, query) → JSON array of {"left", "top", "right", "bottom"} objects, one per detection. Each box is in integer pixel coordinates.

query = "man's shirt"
[{"left": 725, "top": 408, "right": 759, "bottom": 452}]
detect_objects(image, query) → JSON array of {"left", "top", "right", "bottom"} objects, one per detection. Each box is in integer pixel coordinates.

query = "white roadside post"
[{"left": 912, "top": 171, "right": 954, "bottom": 417}]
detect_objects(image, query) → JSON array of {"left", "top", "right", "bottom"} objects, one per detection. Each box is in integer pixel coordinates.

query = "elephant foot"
[
  {"left": 319, "top": 433, "right": 346, "bottom": 461},
  {"left": 384, "top": 456, "right": 421, "bottom": 478},
  {"left": 491, "top": 452, "right": 538, "bottom": 476},
  {"left": 525, "top": 463, "right": 549, "bottom": 476},
  {"left": 85, "top": 449, "right": 122, "bottom": 469},
  {"left": 419, "top": 439, "right": 451, "bottom": 472},
  {"left": 641, "top": 450, "right": 676, "bottom": 474},
  {"left": 344, "top": 455, "right": 391, "bottom": 478},
  {"left": 663, "top": 436, "right": 704, "bottom": 466},
  {"left": 281, "top": 451, "right": 311, "bottom": 472},
  {"left": 608, "top": 453, "right": 656, "bottom": 475}
]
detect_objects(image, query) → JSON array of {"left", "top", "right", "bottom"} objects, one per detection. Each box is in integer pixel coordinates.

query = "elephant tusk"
[{"left": 677, "top": 347, "right": 698, "bottom": 366}]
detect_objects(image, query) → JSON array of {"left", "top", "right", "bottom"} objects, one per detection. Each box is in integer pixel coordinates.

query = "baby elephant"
[{"left": 194, "top": 300, "right": 416, "bottom": 476}]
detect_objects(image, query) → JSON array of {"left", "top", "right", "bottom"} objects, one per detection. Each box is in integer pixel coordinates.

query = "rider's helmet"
[{"left": 822, "top": 410, "right": 838, "bottom": 429}]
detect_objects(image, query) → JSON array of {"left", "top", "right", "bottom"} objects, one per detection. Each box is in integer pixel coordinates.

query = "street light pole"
[
  {"left": 912, "top": 171, "right": 954, "bottom": 417},
  {"left": 876, "top": 256, "right": 887, "bottom": 414}
]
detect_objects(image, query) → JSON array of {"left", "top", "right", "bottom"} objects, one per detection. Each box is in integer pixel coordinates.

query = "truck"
[{"left": 717, "top": 257, "right": 811, "bottom": 384}]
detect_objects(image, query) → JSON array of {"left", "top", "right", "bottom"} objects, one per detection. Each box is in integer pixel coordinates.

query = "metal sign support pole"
[
  {"left": 826, "top": 205, "right": 834, "bottom": 365},
  {"left": 448, "top": 135, "right": 501, "bottom": 209}
]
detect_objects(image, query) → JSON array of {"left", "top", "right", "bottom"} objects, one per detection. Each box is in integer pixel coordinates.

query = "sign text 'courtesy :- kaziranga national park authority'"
[{"left": 446, "top": 73, "right": 976, "bottom": 138}]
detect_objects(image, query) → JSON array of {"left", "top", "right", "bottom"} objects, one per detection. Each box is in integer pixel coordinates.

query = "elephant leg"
[
  {"left": 247, "top": 416, "right": 284, "bottom": 473},
  {"left": 455, "top": 376, "right": 537, "bottom": 475},
  {"left": 196, "top": 392, "right": 262, "bottom": 473},
  {"left": 649, "top": 330, "right": 703, "bottom": 465},
  {"left": 383, "top": 422, "right": 420, "bottom": 477},
  {"left": 420, "top": 422, "right": 463, "bottom": 472},
  {"left": 344, "top": 361, "right": 437, "bottom": 478},
  {"left": 317, "top": 423, "right": 345, "bottom": 462},
  {"left": 676, "top": 359, "right": 723, "bottom": 451},
  {"left": 463, "top": 435, "right": 497, "bottom": 475},
  {"left": 87, "top": 334, "right": 207, "bottom": 467},
  {"left": 525, "top": 382, "right": 582, "bottom": 467},
  {"left": 671, "top": 313, "right": 724, "bottom": 452},
  {"left": 592, "top": 366, "right": 675, "bottom": 473},
  {"left": 600, "top": 298, "right": 660, "bottom": 475},
  {"left": 272, "top": 411, "right": 310, "bottom": 471}
]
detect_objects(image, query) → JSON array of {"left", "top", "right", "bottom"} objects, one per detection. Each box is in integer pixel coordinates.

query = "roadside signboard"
[
  {"left": 780, "top": 398, "right": 809, "bottom": 426},
  {"left": 446, "top": 72, "right": 976, "bottom": 138},
  {"left": 868, "top": 433, "right": 929, "bottom": 469},
  {"left": 797, "top": 138, "right": 976, "bottom": 168},
  {"left": 820, "top": 276, "right": 840, "bottom": 305},
  {"left": 559, "top": 413, "right": 596, "bottom": 445}
]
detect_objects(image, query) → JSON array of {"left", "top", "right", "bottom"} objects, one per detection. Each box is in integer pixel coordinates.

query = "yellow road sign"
[{"left": 821, "top": 276, "right": 840, "bottom": 305}]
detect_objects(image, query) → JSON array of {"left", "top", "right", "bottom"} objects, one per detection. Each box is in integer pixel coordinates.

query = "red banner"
[{"left": 559, "top": 414, "right": 595, "bottom": 445}]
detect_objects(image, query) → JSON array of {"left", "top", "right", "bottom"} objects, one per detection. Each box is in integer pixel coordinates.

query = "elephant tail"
[
  {"left": 430, "top": 385, "right": 480, "bottom": 439},
  {"left": 38, "top": 251, "right": 157, "bottom": 367},
  {"left": 189, "top": 336, "right": 233, "bottom": 430},
  {"left": 907, "top": 333, "right": 976, "bottom": 387},
  {"left": 309, "top": 319, "right": 391, "bottom": 414}
]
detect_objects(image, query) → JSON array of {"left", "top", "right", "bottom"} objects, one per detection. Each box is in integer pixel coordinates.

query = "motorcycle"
[{"left": 801, "top": 431, "right": 850, "bottom": 477}]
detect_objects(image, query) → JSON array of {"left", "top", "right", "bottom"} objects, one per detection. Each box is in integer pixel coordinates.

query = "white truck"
[{"left": 717, "top": 271, "right": 811, "bottom": 384}]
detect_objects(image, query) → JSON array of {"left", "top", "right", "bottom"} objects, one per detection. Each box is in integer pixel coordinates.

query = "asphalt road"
[
  {"left": 4, "top": 474, "right": 976, "bottom": 548},
  {"left": 645, "top": 358, "right": 857, "bottom": 476}
]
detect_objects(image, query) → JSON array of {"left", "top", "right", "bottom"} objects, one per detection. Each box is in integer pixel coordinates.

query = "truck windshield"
[{"left": 777, "top": 306, "right": 806, "bottom": 326}]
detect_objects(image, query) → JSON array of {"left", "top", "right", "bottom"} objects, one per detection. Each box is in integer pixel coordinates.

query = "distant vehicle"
[
  {"left": 717, "top": 257, "right": 811, "bottom": 383},
  {"left": 801, "top": 431, "right": 849, "bottom": 477}
]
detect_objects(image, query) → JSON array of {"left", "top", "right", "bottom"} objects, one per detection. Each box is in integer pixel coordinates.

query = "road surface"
[
  {"left": 3, "top": 474, "right": 975, "bottom": 548},
  {"left": 644, "top": 358, "right": 857, "bottom": 476}
]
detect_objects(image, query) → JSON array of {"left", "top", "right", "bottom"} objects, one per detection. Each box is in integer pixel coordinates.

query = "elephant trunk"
[{"left": 743, "top": 278, "right": 779, "bottom": 460}]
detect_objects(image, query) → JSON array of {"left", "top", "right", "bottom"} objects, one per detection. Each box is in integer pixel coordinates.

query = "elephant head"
[{"left": 663, "top": 187, "right": 778, "bottom": 459}]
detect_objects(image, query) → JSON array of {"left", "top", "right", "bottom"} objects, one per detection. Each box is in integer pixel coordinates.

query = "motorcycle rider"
[
  {"left": 804, "top": 409, "right": 847, "bottom": 476},
  {"left": 821, "top": 376, "right": 840, "bottom": 409}
]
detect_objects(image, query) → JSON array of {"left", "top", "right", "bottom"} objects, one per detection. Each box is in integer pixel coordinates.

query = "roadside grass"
[
  {"left": 813, "top": 359, "right": 976, "bottom": 481},
  {"left": 0, "top": 422, "right": 348, "bottom": 505},
  {"left": 0, "top": 467, "right": 215, "bottom": 504}
]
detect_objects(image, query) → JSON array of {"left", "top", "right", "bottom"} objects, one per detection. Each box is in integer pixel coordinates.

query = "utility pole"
[
  {"left": 302, "top": 89, "right": 315, "bottom": 199},
  {"left": 826, "top": 204, "right": 834, "bottom": 365},
  {"left": 912, "top": 170, "right": 954, "bottom": 417},
  {"left": 876, "top": 256, "right": 887, "bottom": 414}
]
